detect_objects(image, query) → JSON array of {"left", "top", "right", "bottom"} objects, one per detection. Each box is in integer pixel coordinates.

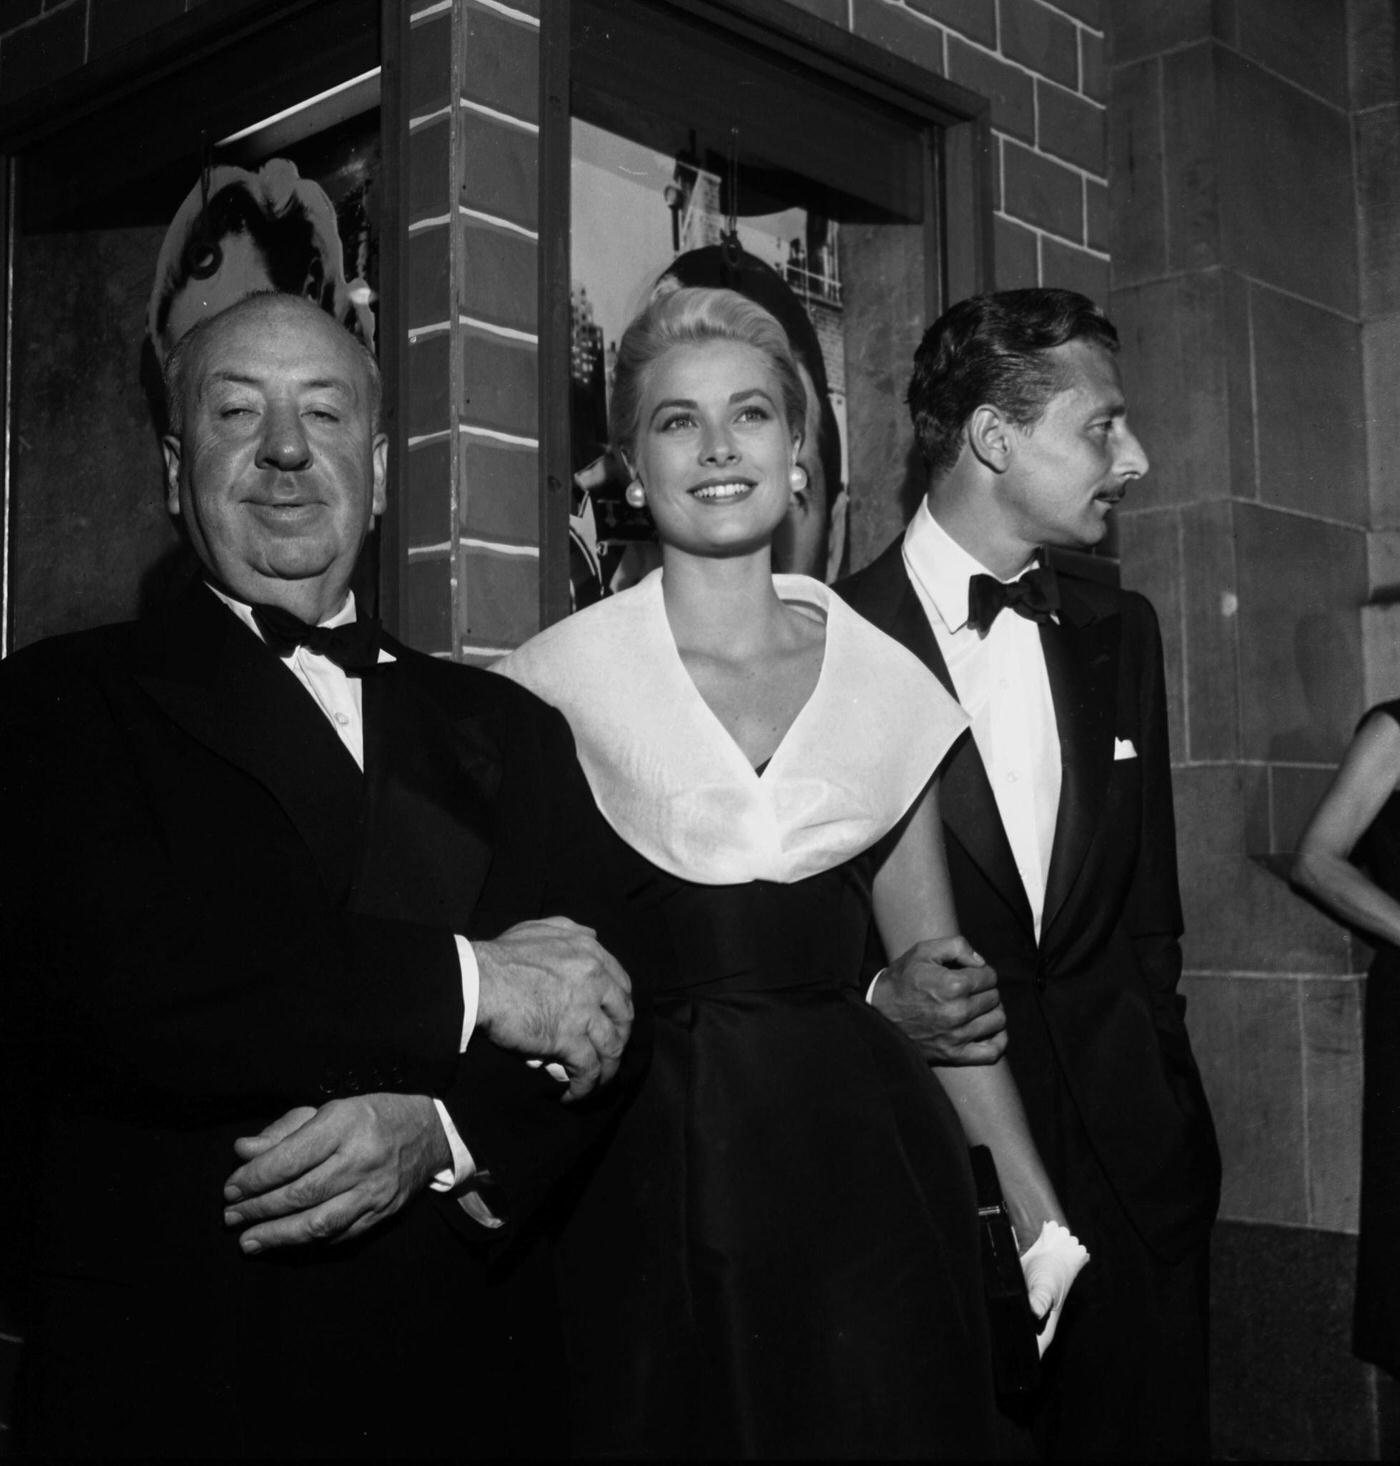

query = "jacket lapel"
[
  {"left": 353, "top": 650, "right": 500, "bottom": 927},
  {"left": 873, "top": 549, "right": 1036, "bottom": 939},
  {"left": 134, "top": 586, "right": 364, "bottom": 900},
  {"left": 1039, "top": 580, "right": 1119, "bottom": 940}
]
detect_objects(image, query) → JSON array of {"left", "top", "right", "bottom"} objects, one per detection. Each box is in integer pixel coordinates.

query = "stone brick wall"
[
  {"left": 1110, "top": 0, "right": 1366, "bottom": 1246},
  {"left": 1107, "top": 0, "right": 1400, "bottom": 1453},
  {"left": 792, "top": 0, "right": 1108, "bottom": 300}
]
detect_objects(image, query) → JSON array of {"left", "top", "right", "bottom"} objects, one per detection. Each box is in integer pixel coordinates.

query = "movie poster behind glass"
[
  {"left": 566, "top": 0, "right": 938, "bottom": 608},
  {"left": 151, "top": 106, "right": 380, "bottom": 367},
  {"left": 568, "top": 117, "right": 852, "bottom": 605}
]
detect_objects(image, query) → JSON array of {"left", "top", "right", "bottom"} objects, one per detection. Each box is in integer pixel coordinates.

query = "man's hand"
[
  {"left": 222, "top": 1093, "right": 449, "bottom": 1253},
  {"left": 869, "top": 935, "right": 1006, "bottom": 1065},
  {"left": 473, "top": 916, "right": 633, "bottom": 1102}
]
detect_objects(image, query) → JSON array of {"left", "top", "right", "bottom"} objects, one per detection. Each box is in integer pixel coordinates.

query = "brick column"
[{"left": 401, "top": 0, "right": 542, "bottom": 661}]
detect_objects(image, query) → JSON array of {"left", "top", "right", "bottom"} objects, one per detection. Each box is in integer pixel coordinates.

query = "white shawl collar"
[{"left": 496, "top": 569, "right": 968, "bottom": 885}]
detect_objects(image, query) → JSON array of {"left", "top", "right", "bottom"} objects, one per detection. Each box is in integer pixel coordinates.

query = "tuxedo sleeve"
[
  {"left": 1122, "top": 595, "right": 1192, "bottom": 1066},
  {"left": 0, "top": 650, "right": 464, "bottom": 1120},
  {"left": 435, "top": 700, "right": 649, "bottom": 1236}
]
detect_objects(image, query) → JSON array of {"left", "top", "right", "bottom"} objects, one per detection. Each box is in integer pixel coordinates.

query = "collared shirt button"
[
  {"left": 1006, "top": 770, "right": 1018, "bottom": 784},
  {"left": 335, "top": 711, "right": 350, "bottom": 726}
]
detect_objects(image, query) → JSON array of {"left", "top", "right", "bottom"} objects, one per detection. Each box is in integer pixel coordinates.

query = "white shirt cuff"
[
  {"left": 429, "top": 1098, "right": 476, "bottom": 1191},
  {"left": 455, "top": 934, "right": 479, "bottom": 1052},
  {"left": 866, "top": 967, "right": 887, "bottom": 1005},
  {"left": 457, "top": 1189, "right": 506, "bottom": 1229},
  {"left": 428, "top": 935, "right": 483, "bottom": 1193}
]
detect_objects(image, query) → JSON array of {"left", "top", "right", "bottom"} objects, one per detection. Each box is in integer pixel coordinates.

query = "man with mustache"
[{"left": 840, "top": 289, "right": 1221, "bottom": 1459}]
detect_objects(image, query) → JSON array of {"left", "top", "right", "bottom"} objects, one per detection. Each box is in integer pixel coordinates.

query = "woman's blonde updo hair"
[{"left": 609, "top": 285, "right": 809, "bottom": 464}]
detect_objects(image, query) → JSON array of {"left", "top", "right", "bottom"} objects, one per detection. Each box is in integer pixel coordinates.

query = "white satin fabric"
[{"left": 496, "top": 570, "right": 968, "bottom": 886}]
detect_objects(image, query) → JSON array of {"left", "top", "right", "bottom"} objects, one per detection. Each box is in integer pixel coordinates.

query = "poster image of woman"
[{"left": 148, "top": 157, "right": 375, "bottom": 368}]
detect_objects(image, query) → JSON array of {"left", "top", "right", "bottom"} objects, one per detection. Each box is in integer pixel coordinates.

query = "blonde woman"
[{"left": 500, "top": 288, "right": 1084, "bottom": 1458}]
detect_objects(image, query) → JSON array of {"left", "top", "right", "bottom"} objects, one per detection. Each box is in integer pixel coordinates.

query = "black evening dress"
[
  {"left": 552, "top": 829, "right": 995, "bottom": 1459},
  {"left": 499, "top": 572, "right": 996, "bottom": 1459},
  {"left": 1353, "top": 701, "right": 1400, "bottom": 1378}
]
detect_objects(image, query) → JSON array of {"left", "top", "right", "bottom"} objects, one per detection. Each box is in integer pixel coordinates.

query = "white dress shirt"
[
  {"left": 902, "top": 505, "right": 1062, "bottom": 939},
  {"left": 210, "top": 586, "right": 478, "bottom": 1190}
]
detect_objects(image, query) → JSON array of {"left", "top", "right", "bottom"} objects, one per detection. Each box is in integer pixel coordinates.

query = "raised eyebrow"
[
  {"left": 647, "top": 387, "right": 777, "bottom": 422},
  {"left": 298, "top": 377, "right": 357, "bottom": 397},
  {"left": 201, "top": 371, "right": 356, "bottom": 396},
  {"left": 200, "top": 370, "right": 259, "bottom": 394},
  {"left": 649, "top": 397, "right": 698, "bottom": 419}
]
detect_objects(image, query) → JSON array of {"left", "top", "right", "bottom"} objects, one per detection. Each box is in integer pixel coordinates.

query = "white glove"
[{"left": 1019, "top": 1220, "right": 1089, "bottom": 1356}]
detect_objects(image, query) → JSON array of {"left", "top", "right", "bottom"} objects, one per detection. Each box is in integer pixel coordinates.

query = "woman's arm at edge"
[
  {"left": 1292, "top": 710, "right": 1400, "bottom": 948},
  {"left": 872, "top": 776, "right": 1063, "bottom": 1248}
]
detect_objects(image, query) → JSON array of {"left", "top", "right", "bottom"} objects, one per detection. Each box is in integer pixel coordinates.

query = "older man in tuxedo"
[
  {"left": 840, "top": 289, "right": 1221, "bottom": 1459},
  {"left": 2, "top": 292, "right": 635, "bottom": 1458}
]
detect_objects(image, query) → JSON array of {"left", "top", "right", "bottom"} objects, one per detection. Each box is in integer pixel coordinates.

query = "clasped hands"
[{"left": 223, "top": 915, "right": 631, "bottom": 1253}]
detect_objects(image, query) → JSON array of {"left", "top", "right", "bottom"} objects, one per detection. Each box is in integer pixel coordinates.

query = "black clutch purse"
[{"left": 969, "top": 1144, "right": 1041, "bottom": 1396}]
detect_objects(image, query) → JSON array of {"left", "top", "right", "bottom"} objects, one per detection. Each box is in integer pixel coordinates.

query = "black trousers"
[{"left": 998, "top": 1074, "right": 1213, "bottom": 1461}]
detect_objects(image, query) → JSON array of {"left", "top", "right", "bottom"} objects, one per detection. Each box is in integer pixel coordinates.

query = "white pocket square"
[{"left": 1114, "top": 737, "right": 1138, "bottom": 760}]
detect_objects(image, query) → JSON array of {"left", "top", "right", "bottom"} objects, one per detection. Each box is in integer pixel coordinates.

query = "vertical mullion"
[
  {"left": 377, "top": 0, "right": 407, "bottom": 637},
  {"left": 939, "top": 111, "right": 993, "bottom": 308},
  {"left": 1, "top": 156, "right": 14, "bottom": 657},
  {"left": 927, "top": 125, "right": 945, "bottom": 322},
  {"left": 537, "top": 0, "right": 572, "bottom": 630}
]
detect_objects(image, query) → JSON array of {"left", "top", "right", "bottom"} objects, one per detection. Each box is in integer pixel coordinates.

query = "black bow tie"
[
  {"left": 966, "top": 565, "right": 1060, "bottom": 636},
  {"left": 252, "top": 603, "right": 383, "bottom": 672}
]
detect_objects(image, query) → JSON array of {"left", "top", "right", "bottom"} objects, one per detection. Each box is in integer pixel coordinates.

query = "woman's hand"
[{"left": 1019, "top": 1220, "right": 1090, "bottom": 1356}]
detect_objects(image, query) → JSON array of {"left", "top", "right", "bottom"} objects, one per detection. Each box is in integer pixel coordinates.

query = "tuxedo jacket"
[
  {"left": 838, "top": 538, "right": 1220, "bottom": 1266},
  {"left": 0, "top": 585, "right": 637, "bottom": 1457}
]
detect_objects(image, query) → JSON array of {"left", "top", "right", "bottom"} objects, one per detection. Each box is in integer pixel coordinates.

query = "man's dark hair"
[{"left": 907, "top": 288, "right": 1120, "bottom": 481}]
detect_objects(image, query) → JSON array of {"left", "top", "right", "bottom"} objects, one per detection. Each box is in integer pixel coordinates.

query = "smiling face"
[
  {"left": 162, "top": 295, "right": 386, "bottom": 622},
  {"left": 999, "top": 339, "right": 1148, "bottom": 552},
  {"left": 628, "top": 338, "right": 799, "bottom": 562}
]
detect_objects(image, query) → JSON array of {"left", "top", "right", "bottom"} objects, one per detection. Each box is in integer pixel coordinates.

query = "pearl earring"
[
  {"left": 789, "top": 465, "right": 809, "bottom": 495},
  {"left": 625, "top": 480, "right": 647, "bottom": 509}
]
